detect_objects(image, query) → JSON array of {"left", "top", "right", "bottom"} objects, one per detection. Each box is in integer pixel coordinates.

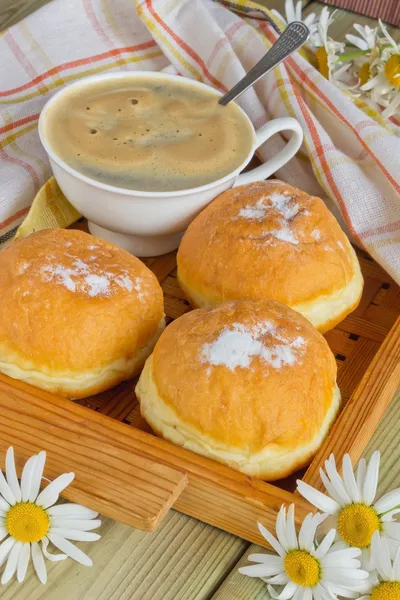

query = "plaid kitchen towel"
[{"left": 1, "top": 0, "right": 399, "bottom": 283}]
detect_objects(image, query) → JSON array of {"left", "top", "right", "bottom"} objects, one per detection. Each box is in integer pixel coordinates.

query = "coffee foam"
[{"left": 45, "top": 77, "right": 253, "bottom": 192}]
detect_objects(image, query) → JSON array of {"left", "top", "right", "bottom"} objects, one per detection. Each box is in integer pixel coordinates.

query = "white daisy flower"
[
  {"left": 0, "top": 447, "right": 101, "bottom": 584},
  {"left": 313, "top": 8, "right": 345, "bottom": 80},
  {"left": 346, "top": 25, "right": 378, "bottom": 51},
  {"left": 238, "top": 504, "right": 368, "bottom": 599},
  {"left": 359, "top": 531, "right": 400, "bottom": 600},
  {"left": 297, "top": 452, "right": 400, "bottom": 563},
  {"left": 271, "top": 0, "right": 318, "bottom": 40}
]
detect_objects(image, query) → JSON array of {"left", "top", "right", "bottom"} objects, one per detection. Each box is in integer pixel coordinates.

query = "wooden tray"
[{"left": 0, "top": 234, "right": 399, "bottom": 548}]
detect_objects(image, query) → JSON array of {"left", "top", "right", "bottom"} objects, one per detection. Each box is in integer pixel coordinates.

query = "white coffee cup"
[{"left": 39, "top": 71, "right": 303, "bottom": 257}]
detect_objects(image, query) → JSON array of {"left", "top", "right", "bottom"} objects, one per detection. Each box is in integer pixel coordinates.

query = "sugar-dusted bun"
[
  {"left": 177, "top": 180, "right": 363, "bottom": 333},
  {"left": 0, "top": 229, "right": 165, "bottom": 398},
  {"left": 136, "top": 299, "right": 340, "bottom": 480}
]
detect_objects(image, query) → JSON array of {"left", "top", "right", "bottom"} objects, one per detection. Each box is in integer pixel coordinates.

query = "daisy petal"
[
  {"left": 345, "top": 34, "right": 368, "bottom": 50},
  {"left": 36, "top": 473, "right": 74, "bottom": 509},
  {"left": 29, "top": 451, "right": 46, "bottom": 502},
  {"left": 276, "top": 506, "right": 289, "bottom": 551},
  {"left": 342, "top": 454, "right": 361, "bottom": 502},
  {"left": 20, "top": 455, "right": 37, "bottom": 502},
  {"left": 285, "top": 505, "right": 298, "bottom": 550},
  {"left": 302, "top": 589, "right": 312, "bottom": 600},
  {"left": 268, "top": 581, "right": 297, "bottom": 600},
  {"left": 0, "top": 469, "right": 16, "bottom": 506},
  {"left": 298, "top": 513, "right": 312, "bottom": 550},
  {"left": 49, "top": 518, "right": 101, "bottom": 531},
  {"left": 247, "top": 554, "right": 283, "bottom": 567},
  {"left": 258, "top": 523, "right": 285, "bottom": 557},
  {"left": 47, "top": 533, "right": 92, "bottom": 566},
  {"left": 374, "top": 488, "right": 400, "bottom": 515},
  {"left": 296, "top": 480, "right": 339, "bottom": 514},
  {"left": 393, "top": 543, "right": 400, "bottom": 579},
  {"left": 319, "top": 468, "right": 348, "bottom": 506},
  {"left": 0, "top": 528, "right": 7, "bottom": 542},
  {"left": 0, "top": 537, "right": 15, "bottom": 567},
  {"left": 239, "top": 563, "right": 277, "bottom": 578},
  {"left": 356, "top": 458, "right": 366, "bottom": 490},
  {"left": 314, "top": 528, "right": 336, "bottom": 558},
  {"left": 41, "top": 537, "right": 68, "bottom": 562},
  {"left": 0, "top": 498, "right": 10, "bottom": 513},
  {"left": 31, "top": 542, "right": 47, "bottom": 584},
  {"left": 362, "top": 452, "right": 380, "bottom": 505},
  {"left": 299, "top": 513, "right": 326, "bottom": 552},
  {"left": 383, "top": 521, "right": 400, "bottom": 541},
  {"left": 49, "top": 528, "right": 100, "bottom": 542},
  {"left": 5, "top": 448, "right": 21, "bottom": 503},
  {"left": 324, "top": 459, "right": 352, "bottom": 505},
  {"left": 266, "top": 572, "right": 290, "bottom": 585},
  {"left": 47, "top": 504, "right": 98, "bottom": 519},
  {"left": 380, "top": 508, "right": 400, "bottom": 522},
  {"left": 2, "top": 541, "right": 22, "bottom": 584},
  {"left": 17, "top": 543, "right": 30, "bottom": 583}
]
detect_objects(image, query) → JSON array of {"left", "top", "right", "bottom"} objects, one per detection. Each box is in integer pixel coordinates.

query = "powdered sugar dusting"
[
  {"left": 271, "top": 226, "right": 298, "bottom": 245},
  {"left": 38, "top": 257, "right": 144, "bottom": 299},
  {"left": 85, "top": 274, "right": 110, "bottom": 297},
  {"left": 115, "top": 274, "right": 134, "bottom": 292},
  {"left": 311, "top": 229, "right": 321, "bottom": 241},
  {"left": 238, "top": 199, "right": 267, "bottom": 221},
  {"left": 237, "top": 193, "right": 301, "bottom": 245},
  {"left": 337, "top": 241, "right": 344, "bottom": 250},
  {"left": 201, "top": 321, "right": 306, "bottom": 371},
  {"left": 18, "top": 261, "right": 31, "bottom": 275}
]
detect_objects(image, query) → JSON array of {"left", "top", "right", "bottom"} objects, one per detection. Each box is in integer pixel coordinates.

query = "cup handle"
[{"left": 234, "top": 117, "right": 303, "bottom": 186}]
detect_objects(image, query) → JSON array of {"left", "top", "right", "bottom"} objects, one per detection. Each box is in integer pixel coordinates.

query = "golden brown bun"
[
  {"left": 136, "top": 299, "right": 340, "bottom": 480},
  {"left": 177, "top": 180, "right": 363, "bottom": 333},
  {"left": 0, "top": 229, "right": 165, "bottom": 398}
]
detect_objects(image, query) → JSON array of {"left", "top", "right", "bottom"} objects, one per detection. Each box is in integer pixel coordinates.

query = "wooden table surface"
[{"left": 0, "top": 1, "right": 399, "bottom": 598}]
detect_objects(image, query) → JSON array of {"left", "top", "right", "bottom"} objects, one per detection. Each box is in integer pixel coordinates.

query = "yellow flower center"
[
  {"left": 337, "top": 503, "right": 380, "bottom": 548},
  {"left": 316, "top": 47, "right": 329, "bottom": 79},
  {"left": 385, "top": 55, "right": 400, "bottom": 87},
  {"left": 359, "top": 62, "right": 371, "bottom": 85},
  {"left": 371, "top": 581, "right": 400, "bottom": 600},
  {"left": 6, "top": 502, "right": 49, "bottom": 543},
  {"left": 284, "top": 550, "right": 320, "bottom": 587}
]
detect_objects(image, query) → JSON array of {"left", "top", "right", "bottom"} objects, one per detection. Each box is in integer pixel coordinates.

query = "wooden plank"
[
  {"left": 0, "top": 371, "right": 315, "bottom": 547},
  {"left": 0, "top": 375, "right": 188, "bottom": 532},
  {"left": 0, "top": 511, "right": 248, "bottom": 600},
  {"left": 303, "top": 317, "right": 400, "bottom": 489},
  {"left": 212, "top": 388, "right": 400, "bottom": 600}
]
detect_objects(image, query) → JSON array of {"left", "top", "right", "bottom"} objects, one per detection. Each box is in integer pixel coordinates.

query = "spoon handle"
[{"left": 218, "top": 21, "right": 309, "bottom": 106}]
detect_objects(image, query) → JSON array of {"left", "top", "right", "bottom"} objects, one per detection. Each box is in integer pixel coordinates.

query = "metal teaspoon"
[{"left": 218, "top": 21, "right": 310, "bottom": 106}]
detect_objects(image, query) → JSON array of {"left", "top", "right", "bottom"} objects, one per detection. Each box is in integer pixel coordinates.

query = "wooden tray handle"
[
  {"left": 302, "top": 316, "right": 400, "bottom": 489},
  {"left": 0, "top": 374, "right": 187, "bottom": 532}
]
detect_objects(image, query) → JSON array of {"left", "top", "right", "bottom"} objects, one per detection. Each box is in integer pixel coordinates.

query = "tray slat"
[
  {"left": 0, "top": 376, "right": 187, "bottom": 532},
  {"left": 0, "top": 221, "right": 399, "bottom": 543},
  {"left": 303, "top": 317, "right": 400, "bottom": 489}
]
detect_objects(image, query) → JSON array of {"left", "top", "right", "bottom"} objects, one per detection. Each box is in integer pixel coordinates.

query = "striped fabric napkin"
[{"left": 1, "top": 0, "right": 399, "bottom": 284}]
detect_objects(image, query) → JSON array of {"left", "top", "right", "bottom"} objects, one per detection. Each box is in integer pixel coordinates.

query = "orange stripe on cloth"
[
  {"left": 0, "top": 41, "right": 157, "bottom": 98},
  {"left": 285, "top": 55, "right": 400, "bottom": 195},
  {"left": 145, "top": 0, "right": 227, "bottom": 91},
  {"left": 0, "top": 206, "right": 29, "bottom": 230},
  {"left": 0, "top": 114, "right": 40, "bottom": 135},
  {"left": 0, "top": 50, "right": 163, "bottom": 105},
  {"left": 259, "top": 23, "right": 360, "bottom": 243},
  {"left": 363, "top": 219, "right": 400, "bottom": 237},
  {"left": 84, "top": 0, "right": 117, "bottom": 50}
]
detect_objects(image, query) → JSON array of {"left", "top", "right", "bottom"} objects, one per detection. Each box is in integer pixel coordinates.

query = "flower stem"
[{"left": 337, "top": 50, "right": 370, "bottom": 62}]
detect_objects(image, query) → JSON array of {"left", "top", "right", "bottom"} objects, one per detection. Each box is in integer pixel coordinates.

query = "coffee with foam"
[{"left": 44, "top": 76, "right": 253, "bottom": 192}]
